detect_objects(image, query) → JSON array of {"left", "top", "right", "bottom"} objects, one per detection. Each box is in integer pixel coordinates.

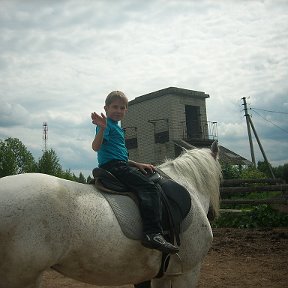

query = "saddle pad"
[{"left": 101, "top": 191, "right": 193, "bottom": 240}]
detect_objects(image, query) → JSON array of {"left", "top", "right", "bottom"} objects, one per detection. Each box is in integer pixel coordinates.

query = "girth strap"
[{"left": 157, "top": 180, "right": 180, "bottom": 246}]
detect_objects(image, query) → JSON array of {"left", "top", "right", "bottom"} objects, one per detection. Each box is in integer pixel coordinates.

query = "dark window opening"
[
  {"left": 125, "top": 138, "right": 138, "bottom": 149},
  {"left": 155, "top": 130, "right": 169, "bottom": 144},
  {"left": 185, "top": 105, "right": 202, "bottom": 139},
  {"left": 124, "top": 126, "right": 138, "bottom": 149}
]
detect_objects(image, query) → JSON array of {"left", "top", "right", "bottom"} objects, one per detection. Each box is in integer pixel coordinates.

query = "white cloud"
[
  {"left": 0, "top": 100, "right": 30, "bottom": 126},
  {"left": 1, "top": 0, "right": 288, "bottom": 175},
  {"left": 218, "top": 122, "right": 247, "bottom": 138}
]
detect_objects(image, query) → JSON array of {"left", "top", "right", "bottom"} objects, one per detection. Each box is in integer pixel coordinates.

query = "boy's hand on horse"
[
  {"left": 91, "top": 112, "right": 107, "bottom": 128},
  {"left": 129, "top": 160, "right": 155, "bottom": 175}
]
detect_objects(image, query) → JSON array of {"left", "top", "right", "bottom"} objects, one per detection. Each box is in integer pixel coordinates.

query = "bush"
[
  {"left": 222, "top": 164, "right": 241, "bottom": 179},
  {"left": 212, "top": 205, "right": 288, "bottom": 228},
  {"left": 240, "top": 166, "right": 267, "bottom": 179}
]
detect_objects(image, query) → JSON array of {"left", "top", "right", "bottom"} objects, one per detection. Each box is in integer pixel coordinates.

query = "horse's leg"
[
  {"left": 134, "top": 280, "right": 151, "bottom": 288},
  {"left": 170, "top": 264, "right": 201, "bottom": 288},
  {"left": 24, "top": 277, "right": 41, "bottom": 288},
  {"left": 151, "top": 264, "right": 201, "bottom": 288},
  {"left": 0, "top": 274, "right": 41, "bottom": 288},
  {"left": 151, "top": 278, "right": 171, "bottom": 288}
]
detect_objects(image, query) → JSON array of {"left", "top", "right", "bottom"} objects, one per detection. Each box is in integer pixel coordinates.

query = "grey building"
[{"left": 122, "top": 87, "right": 218, "bottom": 165}]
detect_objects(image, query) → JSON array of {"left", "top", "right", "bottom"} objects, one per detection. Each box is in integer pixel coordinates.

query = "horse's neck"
[{"left": 159, "top": 166, "right": 211, "bottom": 213}]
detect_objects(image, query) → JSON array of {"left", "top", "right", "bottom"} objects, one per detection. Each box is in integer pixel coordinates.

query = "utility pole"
[
  {"left": 242, "top": 97, "right": 256, "bottom": 166},
  {"left": 247, "top": 116, "right": 275, "bottom": 178},
  {"left": 242, "top": 97, "right": 275, "bottom": 178}
]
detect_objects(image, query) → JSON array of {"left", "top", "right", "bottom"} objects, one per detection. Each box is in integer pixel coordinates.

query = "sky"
[{"left": 0, "top": 0, "right": 287, "bottom": 178}]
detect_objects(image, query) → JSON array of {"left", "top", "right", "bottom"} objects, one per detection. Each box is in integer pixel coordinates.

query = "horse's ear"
[{"left": 211, "top": 140, "right": 219, "bottom": 160}]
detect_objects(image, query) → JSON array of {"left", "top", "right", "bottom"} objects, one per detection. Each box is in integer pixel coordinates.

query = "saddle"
[{"left": 92, "top": 167, "right": 192, "bottom": 246}]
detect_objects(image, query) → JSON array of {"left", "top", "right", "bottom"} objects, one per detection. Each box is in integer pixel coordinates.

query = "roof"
[
  {"left": 218, "top": 145, "right": 253, "bottom": 166},
  {"left": 129, "top": 87, "right": 209, "bottom": 106},
  {"left": 173, "top": 139, "right": 252, "bottom": 166},
  {"left": 174, "top": 139, "right": 196, "bottom": 150}
]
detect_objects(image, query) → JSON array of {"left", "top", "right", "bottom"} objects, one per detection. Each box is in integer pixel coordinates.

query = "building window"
[
  {"left": 123, "top": 127, "right": 138, "bottom": 149},
  {"left": 148, "top": 118, "right": 169, "bottom": 144},
  {"left": 125, "top": 137, "right": 138, "bottom": 149},
  {"left": 155, "top": 130, "right": 169, "bottom": 144}
]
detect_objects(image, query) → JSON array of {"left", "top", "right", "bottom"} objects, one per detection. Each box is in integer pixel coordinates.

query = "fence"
[{"left": 220, "top": 178, "right": 288, "bottom": 213}]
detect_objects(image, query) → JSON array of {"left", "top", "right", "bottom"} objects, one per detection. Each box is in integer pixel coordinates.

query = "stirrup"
[{"left": 163, "top": 253, "right": 184, "bottom": 276}]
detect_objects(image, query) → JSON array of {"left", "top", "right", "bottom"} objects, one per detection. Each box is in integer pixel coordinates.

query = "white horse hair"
[{"left": 0, "top": 143, "right": 222, "bottom": 288}]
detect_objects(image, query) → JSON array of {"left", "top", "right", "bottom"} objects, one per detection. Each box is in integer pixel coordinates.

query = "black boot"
[{"left": 142, "top": 233, "right": 179, "bottom": 254}]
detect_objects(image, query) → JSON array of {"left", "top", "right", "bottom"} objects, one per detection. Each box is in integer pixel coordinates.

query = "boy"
[{"left": 91, "top": 91, "right": 179, "bottom": 254}]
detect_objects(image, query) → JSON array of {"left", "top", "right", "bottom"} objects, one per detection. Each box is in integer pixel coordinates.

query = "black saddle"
[
  {"left": 92, "top": 167, "right": 161, "bottom": 193},
  {"left": 92, "top": 167, "right": 191, "bottom": 246}
]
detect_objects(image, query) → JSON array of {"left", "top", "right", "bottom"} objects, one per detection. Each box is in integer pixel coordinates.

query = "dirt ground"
[{"left": 41, "top": 228, "right": 288, "bottom": 288}]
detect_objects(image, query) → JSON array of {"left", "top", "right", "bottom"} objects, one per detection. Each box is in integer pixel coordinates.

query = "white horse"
[{"left": 0, "top": 143, "right": 221, "bottom": 288}]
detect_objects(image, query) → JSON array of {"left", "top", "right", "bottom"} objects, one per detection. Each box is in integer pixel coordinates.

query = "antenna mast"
[{"left": 43, "top": 122, "right": 48, "bottom": 152}]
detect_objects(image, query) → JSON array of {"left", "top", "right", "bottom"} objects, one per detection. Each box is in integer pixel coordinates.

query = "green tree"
[
  {"left": 0, "top": 137, "right": 36, "bottom": 177},
  {"left": 271, "top": 164, "right": 282, "bottom": 179},
  {"left": 257, "top": 161, "right": 271, "bottom": 177},
  {"left": 78, "top": 172, "right": 86, "bottom": 183},
  {"left": 281, "top": 163, "right": 288, "bottom": 183},
  {"left": 37, "top": 149, "right": 62, "bottom": 177},
  {"left": 258, "top": 161, "right": 288, "bottom": 182},
  {"left": 87, "top": 175, "right": 93, "bottom": 184},
  {"left": 60, "top": 169, "right": 75, "bottom": 181},
  {"left": 273, "top": 163, "right": 288, "bottom": 182}
]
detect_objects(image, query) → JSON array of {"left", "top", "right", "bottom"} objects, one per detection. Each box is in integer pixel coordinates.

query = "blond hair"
[{"left": 105, "top": 91, "right": 128, "bottom": 108}]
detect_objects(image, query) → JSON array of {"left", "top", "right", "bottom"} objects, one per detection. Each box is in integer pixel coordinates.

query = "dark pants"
[{"left": 100, "top": 160, "right": 162, "bottom": 234}]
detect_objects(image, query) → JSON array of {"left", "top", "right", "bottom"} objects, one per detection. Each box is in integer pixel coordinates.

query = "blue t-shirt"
[{"left": 96, "top": 118, "right": 128, "bottom": 166}]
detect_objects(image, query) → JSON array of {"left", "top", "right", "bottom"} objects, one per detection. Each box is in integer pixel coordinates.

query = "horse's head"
[
  {"left": 209, "top": 140, "right": 222, "bottom": 218},
  {"left": 211, "top": 140, "right": 219, "bottom": 160}
]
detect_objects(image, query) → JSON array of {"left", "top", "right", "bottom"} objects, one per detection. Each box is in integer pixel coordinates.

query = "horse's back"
[
  {"left": 0, "top": 173, "right": 156, "bottom": 286},
  {"left": 0, "top": 173, "right": 85, "bottom": 247}
]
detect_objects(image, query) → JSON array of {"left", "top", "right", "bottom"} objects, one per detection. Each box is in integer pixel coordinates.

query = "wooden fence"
[{"left": 220, "top": 178, "right": 288, "bottom": 212}]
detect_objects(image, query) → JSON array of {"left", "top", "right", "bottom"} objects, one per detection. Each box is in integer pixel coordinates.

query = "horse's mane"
[{"left": 158, "top": 147, "right": 222, "bottom": 216}]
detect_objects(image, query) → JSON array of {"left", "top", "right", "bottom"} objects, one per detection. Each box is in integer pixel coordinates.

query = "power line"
[
  {"left": 252, "top": 108, "right": 288, "bottom": 115},
  {"left": 251, "top": 108, "right": 288, "bottom": 135}
]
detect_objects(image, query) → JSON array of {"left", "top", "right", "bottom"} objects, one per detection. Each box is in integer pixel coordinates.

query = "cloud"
[
  {"left": 218, "top": 122, "right": 247, "bottom": 139},
  {"left": 0, "top": 0, "right": 287, "bottom": 176},
  {"left": 0, "top": 100, "right": 30, "bottom": 127}
]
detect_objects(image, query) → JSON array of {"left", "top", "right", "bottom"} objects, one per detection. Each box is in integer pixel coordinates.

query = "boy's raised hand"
[{"left": 91, "top": 112, "right": 107, "bottom": 128}]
